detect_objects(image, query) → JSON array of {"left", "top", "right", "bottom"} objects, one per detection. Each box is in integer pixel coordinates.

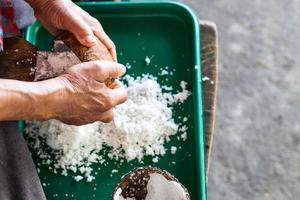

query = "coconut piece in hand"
[
  {"left": 35, "top": 37, "right": 115, "bottom": 87},
  {"left": 35, "top": 51, "right": 81, "bottom": 81},
  {"left": 112, "top": 167, "right": 190, "bottom": 200},
  {"left": 53, "top": 40, "right": 71, "bottom": 52},
  {"left": 55, "top": 32, "right": 115, "bottom": 87}
]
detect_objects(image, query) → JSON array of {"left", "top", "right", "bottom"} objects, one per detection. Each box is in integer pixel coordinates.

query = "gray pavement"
[{"left": 177, "top": 0, "right": 300, "bottom": 199}]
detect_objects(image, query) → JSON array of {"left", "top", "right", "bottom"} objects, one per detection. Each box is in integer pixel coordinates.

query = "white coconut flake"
[
  {"left": 145, "top": 56, "right": 154, "bottom": 66},
  {"left": 25, "top": 74, "right": 190, "bottom": 182},
  {"left": 173, "top": 81, "right": 191, "bottom": 104},
  {"left": 170, "top": 146, "right": 177, "bottom": 155},
  {"left": 145, "top": 56, "right": 151, "bottom": 66},
  {"left": 160, "top": 70, "right": 169, "bottom": 76},
  {"left": 161, "top": 85, "right": 173, "bottom": 91},
  {"left": 125, "top": 63, "right": 132, "bottom": 69},
  {"left": 74, "top": 175, "right": 83, "bottom": 182},
  {"left": 86, "top": 176, "right": 95, "bottom": 182},
  {"left": 152, "top": 157, "right": 159, "bottom": 163},
  {"left": 181, "top": 132, "right": 187, "bottom": 141},
  {"left": 202, "top": 76, "right": 210, "bottom": 82}
]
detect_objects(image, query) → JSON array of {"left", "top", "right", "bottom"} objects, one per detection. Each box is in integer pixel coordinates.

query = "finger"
[
  {"left": 93, "top": 30, "right": 117, "bottom": 62},
  {"left": 80, "top": 13, "right": 117, "bottom": 62},
  {"left": 64, "top": 14, "right": 98, "bottom": 47},
  {"left": 72, "top": 61, "right": 126, "bottom": 82},
  {"left": 107, "top": 87, "right": 128, "bottom": 106},
  {"left": 97, "top": 61, "right": 126, "bottom": 79},
  {"left": 98, "top": 109, "right": 114, "bottom": 123}
]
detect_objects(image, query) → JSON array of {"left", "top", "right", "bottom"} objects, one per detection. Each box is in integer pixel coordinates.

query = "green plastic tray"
[{"left": 25, "top": 1, "right": 206, "bottom": 200}]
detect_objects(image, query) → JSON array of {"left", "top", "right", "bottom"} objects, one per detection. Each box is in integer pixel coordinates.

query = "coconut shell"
[
  {"left": 112, "top": 167, "right": 190, "bottom": 200},
  {"left": 56, "top": 32, "right": 115, "bottom": 87}
]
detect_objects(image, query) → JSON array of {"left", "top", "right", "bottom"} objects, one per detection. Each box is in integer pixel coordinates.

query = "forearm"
[
  {"left": 25, "top": 0, "right": 52, "bottom": 9},
  {"left": 0, "top": 78, "right": 63, "bottom": 121},
  {"left": 25, "top": 0, "right": 64, "bottom": 11}
]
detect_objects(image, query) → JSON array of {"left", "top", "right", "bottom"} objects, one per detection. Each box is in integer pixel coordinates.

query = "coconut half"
[{"left": 112, "top": 167, "right": 190, "bottom": 200}]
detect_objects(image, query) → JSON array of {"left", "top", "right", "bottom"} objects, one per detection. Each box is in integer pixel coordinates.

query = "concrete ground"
[{"left": 178, "top": 0, "right": 300, "bottom": 199}]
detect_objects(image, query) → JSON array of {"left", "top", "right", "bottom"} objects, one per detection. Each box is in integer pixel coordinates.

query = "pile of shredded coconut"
[{"left": 25, "top": 74, "right": 190, "bottom": 182}]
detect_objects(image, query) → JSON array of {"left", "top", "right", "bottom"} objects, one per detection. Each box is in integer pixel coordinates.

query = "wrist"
[
  {"left": 26, "top": 0, "right": 61, "bottom": 14},
  {"left": 26, "top": 0, "right": 48, "bottom": 10},
  {"left": 35, "top": 77, "right": 68, "bottom": 120},
  {"left": 28, "top": 81, "right": 54, "bottom": 120},
  {"left": 26, "top": 0, "right": 69, "bottom": 10}
]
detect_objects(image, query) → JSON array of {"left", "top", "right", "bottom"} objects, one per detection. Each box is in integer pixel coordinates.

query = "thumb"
[{"left": 64, "top": 15, "right": 97, "bottom": 47}]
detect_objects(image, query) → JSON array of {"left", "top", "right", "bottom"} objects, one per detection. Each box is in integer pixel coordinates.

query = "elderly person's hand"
[
  {"left": 50, "top": 61, "right": 127, "bottom": 125},
  {"left": 26, "top": 0, "right": 116, "bottom": 61},
  {"left": 0, "top": 61, "right": 127, "bottom": 125},
  {"left": 0, "top": 0, "right": 127, "bottom": 125},
  {"left": 1, "top": 0, "right": 129, "bottom": 125}
]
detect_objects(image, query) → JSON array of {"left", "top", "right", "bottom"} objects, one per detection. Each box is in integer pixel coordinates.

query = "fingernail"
[
  {"left": 118, "top": 64, "right": 126, "bottom": 74},
  {"left": 84, "top": 35, "right": 97, "bottom": 44}
]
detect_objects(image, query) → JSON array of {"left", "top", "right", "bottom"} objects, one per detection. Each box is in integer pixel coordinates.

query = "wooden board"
[
  {"left": 200, "top": 21, "right": 218, "bottom": 181},
  {"left": 0, "top": 37, "right": 37, "bottom": 81}
]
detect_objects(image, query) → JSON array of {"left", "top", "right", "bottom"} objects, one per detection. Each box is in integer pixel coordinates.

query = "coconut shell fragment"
[
  {"left": 56, "top": 31, "right": 114, "bottom": 62},
  {"left": 35, "top": 51, "right": 81, "bottom": 81},
  {"left": 55, "top": 32, "right": 115, "bottom": 87}
]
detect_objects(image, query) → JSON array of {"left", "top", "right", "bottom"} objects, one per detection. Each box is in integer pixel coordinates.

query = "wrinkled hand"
[
  {"left": 47, "top": 61, "right": 127, "bottom": 125},
  {"left": 27, "top": 0, "right": 116, "bottom": 60}
]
